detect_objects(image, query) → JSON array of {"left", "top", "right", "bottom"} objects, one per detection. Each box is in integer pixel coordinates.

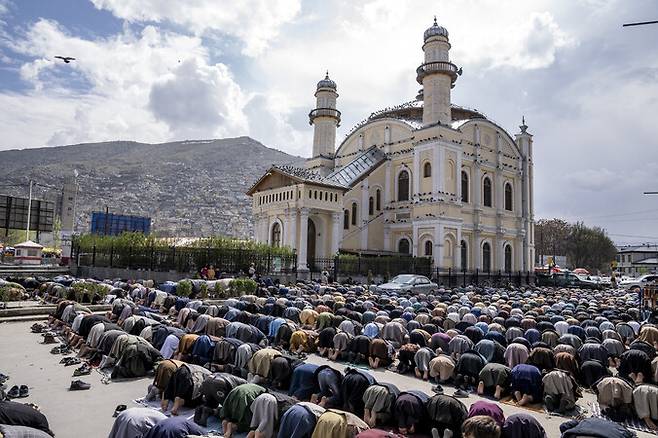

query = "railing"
[
  {"left": 416, "top": 61, "right": 460, "bottom": 84},
  {"left": 308, "top": 108, "right": 341, "bottom": 125},
  {"left": 74, "top": 245, "right": 297, "bottom": 276},
  {"left": 308, "top": 255, "right": 433, "bottom": 280},
  {"left": 433, "top": 267, "right": 534, "bottom": 288}
]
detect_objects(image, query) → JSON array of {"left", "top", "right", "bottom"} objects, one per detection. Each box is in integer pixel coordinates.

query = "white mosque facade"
[{"left": 247, "top": 19, "right": 535, "bottom": 274}]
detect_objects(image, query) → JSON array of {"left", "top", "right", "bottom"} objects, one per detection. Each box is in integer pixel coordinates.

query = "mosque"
[{"left": 247, "top": 18, "right": 535, "bottom": 274}]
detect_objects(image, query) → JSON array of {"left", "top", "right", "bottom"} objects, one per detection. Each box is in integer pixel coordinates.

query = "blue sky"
[{"left": 0, "top": 0, "right": 658, "bottom": 243}]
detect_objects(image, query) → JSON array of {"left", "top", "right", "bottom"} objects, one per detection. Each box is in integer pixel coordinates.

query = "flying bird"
[{"left": 54, "top": 56, "right": 76, "bottom": 63}]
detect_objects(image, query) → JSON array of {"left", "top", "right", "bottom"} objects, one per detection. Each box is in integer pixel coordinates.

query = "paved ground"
[{"left": 0, "top": 321, "right": 654, "bottom": 438}]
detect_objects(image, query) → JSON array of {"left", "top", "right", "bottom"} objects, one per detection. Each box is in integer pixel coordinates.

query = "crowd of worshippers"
[{"left": 9, "top": 278, "right": 658, "bottom": 438}]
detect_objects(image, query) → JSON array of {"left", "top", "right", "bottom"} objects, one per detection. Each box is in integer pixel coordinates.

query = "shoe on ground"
[
  {"left": 19, "top": 385, "right": 28, "bottom": 398},
  {"left": 112, "top": 404, "right": 127, "bottom": 417},
  {"left": 431, "top": 385, "right": 444, "bottom": 394},
  {"left": 453, "top": 389, "right": 469, "bottom": 398},
  {"left": 7, "top": 385, "right": 20, "bottom": 399},
  {"left": 73, "top": 365, "right": 91, "bottom": 377},
  {"left": 69, "top": 380, "right": 91, "bottom": 391},
  {"left": 42, "top": 334, "right": 57, "bottom": 344}
]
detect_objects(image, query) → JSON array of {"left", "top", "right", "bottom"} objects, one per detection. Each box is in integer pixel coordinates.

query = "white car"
[
  {"left": 620, "top": 274, "right": 658, "bottom": 291},
  {"left": 377, "top": 274, "right": 438, "bottom": 294}
]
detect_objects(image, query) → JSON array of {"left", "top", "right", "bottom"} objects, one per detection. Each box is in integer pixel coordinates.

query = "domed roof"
[
  {"left": 317, "top": 71, "right": 337, "bottom": 90},
  {"left": 424, "top": 17, "right": 448, "bottom": 41}
]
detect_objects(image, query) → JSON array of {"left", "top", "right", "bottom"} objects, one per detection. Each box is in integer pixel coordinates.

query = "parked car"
[
  {"left": 620, "top": 274, "right": 658, "bottom": 291},
  {"left": 536, "top": 272, "right": 600, "bottom": 289},
  {"left": 377, "top": 274, "right": 438, "bottom": 294}
]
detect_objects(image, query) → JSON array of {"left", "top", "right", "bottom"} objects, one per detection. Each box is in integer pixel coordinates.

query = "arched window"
[
  {"left": 423, "top": 162, "right": 432, "bottom": 178},
  {"left": 369, "top": 197, "right": 374, "bottom": 215},
  {"left": 483, "top": 177, "right": 492, "bottom": 207},
  {"left": 398, "top": 238, "right": 410, "bottom": 255},
  {"left": 351, "top": 202, "right": 357, "bottom": 226},
  {"left": 424, "top": 240, "right": 433, "bottom": 256},
  {"left": 504, "top": 183, "right": 513, "bottom": 211},
  {"left": 271, "top": 222, "right": 281, "bottom": 247},
  {"left": 398, "top": 170, "right": 410, "bottom": 201},
  {"left": 343, "top": 210, "right": 349, "bottom": 229},
  {"left": 376, "top": 189, "right": 381, "bottom": 211},
  {"left": 461, "top": 240, "right": 468, "bottom": 271},
  {"left": 504, "top": 244, "right": 512, "bottom": 272},
  {"left": 314, "top": 190, "right": 318, "bottom": 199},
  {"left": 482, "top": 242, "right": 491, "bottom": 272},
  {"left": 461, "top": 171, "right": 469, "bottom": 203}
]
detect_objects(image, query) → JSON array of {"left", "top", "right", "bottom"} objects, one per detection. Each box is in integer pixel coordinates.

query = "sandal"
[{"left": 19, "top": 385, "right": 29, "bottom": 398}]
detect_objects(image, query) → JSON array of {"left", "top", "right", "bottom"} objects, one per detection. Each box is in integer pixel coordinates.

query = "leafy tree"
[{"left": 565, "top": 222, "right": 617, "bottom": 272}]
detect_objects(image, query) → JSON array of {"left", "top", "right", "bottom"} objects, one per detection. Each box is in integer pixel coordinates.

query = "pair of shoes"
[
  {"left": 431, "top": 385, "right": 444, "bottom": 394},
  {"left": 453, "top": 389, "right": 469, "bottom": 398},
  {"left": 0, "top": 373, "right": 9, "bottom": 384},
  {"left": 113, "top": 404, "right": 127, "bottom": 417},
  {"left": 7, "top": 385, "right": 29, "bottom": 398},
  {"left": 31, "top": 323, "right": 46, "bottom": 333},
  {"left": 50, "top": 345, "right": 70, "bottom": 354},
  {"left": 73, "top": 364, "right": 91, "bottom": 377},
  {"left": 69, "top": 380, "right": 91, "bottom": 391},
  {"left": 61, "top": 357, "right": 81, "bottom": 366},
  {"left": 42, "top": 333, "right": 57, "bottom": 344}
]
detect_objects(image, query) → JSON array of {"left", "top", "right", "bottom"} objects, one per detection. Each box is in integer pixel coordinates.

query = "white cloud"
[
  {"left": 89, "top": 0, "right": 302, "bottom": 56},
  {"left": 2, "top": 19, "right": 250, "bottom": 146}
]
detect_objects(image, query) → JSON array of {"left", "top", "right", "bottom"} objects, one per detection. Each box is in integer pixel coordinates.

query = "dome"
[
  {"left": 424, "top": 17, "right": 448, "bottom": 41},
  {"left": 317, "top": 72, "right": 337, "bottom": 90}
]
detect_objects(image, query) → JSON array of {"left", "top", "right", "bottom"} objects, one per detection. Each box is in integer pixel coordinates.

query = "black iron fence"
[
  {"left": 433, "top": 267, "right": 534, "bottom": 287},
  {"left": 309, "top": 255, "right": 433, "bottom": 280},
  {"left": 74, "top": 245, "right": 297, "bottom": 276}
]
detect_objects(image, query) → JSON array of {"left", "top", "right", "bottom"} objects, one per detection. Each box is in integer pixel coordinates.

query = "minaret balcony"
[
  {"left": 416, "top": 61, "right": 461, "bottom": 84},
  {"left": 309, "top": 107, "right": 342, "bottom": 126}
]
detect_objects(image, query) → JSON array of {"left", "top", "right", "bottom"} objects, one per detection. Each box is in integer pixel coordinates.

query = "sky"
[{"left": 0, "top": 0, "right": 657, "bottom": 244}]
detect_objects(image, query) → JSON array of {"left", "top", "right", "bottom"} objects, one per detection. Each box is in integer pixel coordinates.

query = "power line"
[
  {"left": 623, "top": 20, "right": 658, "bottom": 27},
  {"left": 608, "top": 233, "right": 658, "bottom": 239}
]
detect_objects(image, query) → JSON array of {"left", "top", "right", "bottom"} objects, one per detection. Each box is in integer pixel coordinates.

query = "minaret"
[
  {"left": 515, "top": 117, "right": 534, "bottom": 271},
  {"left": 417, "top": 17, "right": 461, "bottom": 126},
  {"left": 307, "top": 72, "right": 341, "bottom": 176}
]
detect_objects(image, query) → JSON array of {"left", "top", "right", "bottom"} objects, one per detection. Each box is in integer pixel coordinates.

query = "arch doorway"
[{"left": 307, "top": 218, "right": 317, "bottom": 268}]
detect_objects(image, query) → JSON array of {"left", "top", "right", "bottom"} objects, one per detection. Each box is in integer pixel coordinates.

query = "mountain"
[{"left": 0, "top": 137, "right": 304, "bottom": 238}]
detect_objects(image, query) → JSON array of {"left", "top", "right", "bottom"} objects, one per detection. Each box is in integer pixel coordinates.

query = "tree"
[
  {"left": 535, "top": 218, "right": 570, "bottom": 264},
  {"left": 565, "top": 222, "right": 617, "bottom": 272}
]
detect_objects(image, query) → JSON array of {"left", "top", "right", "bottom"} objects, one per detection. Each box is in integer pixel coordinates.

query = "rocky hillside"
[{"left": 0, "top": 137, "right": 303, "bottom": 238}]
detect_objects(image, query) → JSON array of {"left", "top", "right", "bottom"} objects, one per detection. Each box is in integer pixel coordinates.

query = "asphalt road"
[{"left": 0, "top": 321, "right": 653, "bottom": 438}]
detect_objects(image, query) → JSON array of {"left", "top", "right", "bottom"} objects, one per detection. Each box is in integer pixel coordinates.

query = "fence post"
[
  {"left": 92, "top": 245, "right": 96, "bottom": 267},
  {"left": 498, "top": 269, "right": 501, "bottom": 286},
  {"left": 357, "top": 256, "right": 361, "bottom": 276},
  {"left": 128, "top": 246, "right": 133, "bottom": 269},
  {"left": 448, "top": 267, "right": 452, "bottom": 288},
  {"left": 463, "top": 268, "right": 466, "bottom": 287},
  {"left": 109, "top": 245, "right": 114, "bottom": 268},
  {"left": 526, "top": 271, "right": 530, "bottom": 285},
  {"left": 267, "top": 250, "right": 272, "bottom": 274},
  {"left": 171, "top": 246, "right": 176, "bottom": 271},
  {"left": 334, "top": 255, "right": 339, "bottom": 282},
  {"left": 475, "top": 268, "right": 479, "bottom": 285}
]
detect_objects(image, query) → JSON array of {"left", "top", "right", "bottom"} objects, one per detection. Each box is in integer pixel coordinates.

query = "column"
[
  {"left": 432, "top": 145, "right": 440, "bottom": 194},
  {"left": 456, "top": 150, "right": 463, "bottom": 201},
  {"left": 331, "top": 211, "right": 342, "bottom": 256},
  {"left": 412, "top": 224, "right": 419, "bottom": 257},
  {"left": 439, "top": 148, "right": 445, "bottom": 193},
  {"left": 515, "top": 239, "right": 523, "bottom": 271},
  {"left": 287, "top": 208, "right": 297, "bottom": 250},
  {"left": 412, "top": 148, "right": 420, "bottom": 197},
  {"left": 384, "top": 162, "right": 392, "bottom": 204},
  {"left": 473, "top": 231, "right": 481, "bottom": 270},
  {"left": 514, "top": 178, "right": 522, "bottom": 217},
  {"left": 384, "top": 228, "right": 391, "bottom": 252},
  {"left": 434, "top": 224, "right": 444, "bottom": 268},
  {"left": 455, "top": 227, "right": 462, "bottom": 270},
  {"left": 361, "top": 179, "right": 369, "bottom": 250},
  {"left": 297, "top": 208, "right": 309, "bottom": 271}
]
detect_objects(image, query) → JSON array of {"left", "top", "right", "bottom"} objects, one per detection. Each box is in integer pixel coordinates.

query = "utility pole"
[{"left": 25, "top": 179, "right": 33, "bottom": 241}]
